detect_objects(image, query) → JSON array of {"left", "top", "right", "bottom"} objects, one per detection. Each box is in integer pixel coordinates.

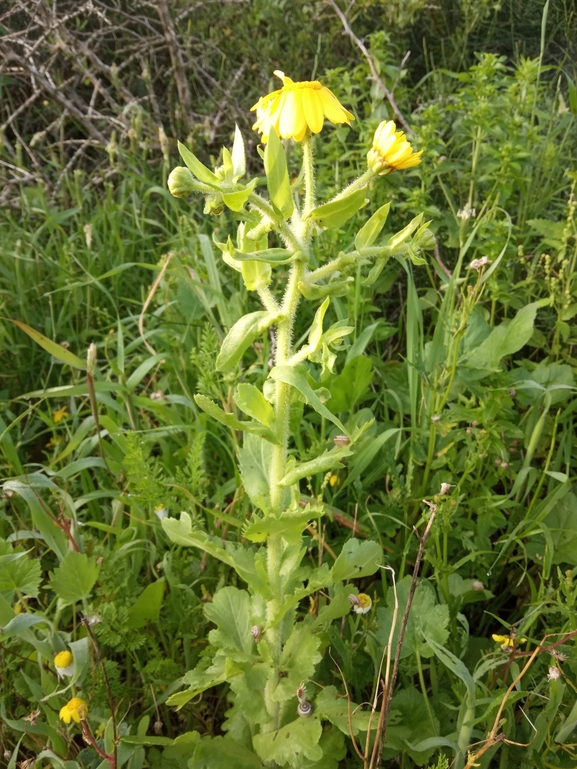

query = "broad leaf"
[
  {"left": 239, "top": 433, "right": 273, "bottom": 512},
  {"left": 355, "top": 202, "right": 391, "bottom": 250},
  {"left": 205, "top": 586, "right": 254, "bottom": 658},
  {"left": 243, "top": 507, "right": 324, "bottom": 546},
  {"left": 49, "top": 552, "right": 100, "bottom": 605},
  {"left": 269, "top": 366, "right": 348, "bottom": 435},
  {"left": 195, "top": 394, "right": 279, "bottom": 444},
  {"left": 278, "top": 445, "right": 353, "bottom": 487},
  {"left": 272, "top": 625, "right": 321, "bottom": 702},
  {"left": 330, "top": 539, "right": 382, "bottom": 583},
  {"left": 386, "top": 213, "right": 424, "bottom": 249},
  {"left": 328, "top": 356, "right": 373, "bottom": 413},
  {"left": 234, "top": 384, "right": 274, "bottom": 426},
  {"left": 0, "top": 546, "right": 41, "bottom": 597},
  {"left": 127, "top": 579, "right": 165, "bottom": 629},
  {"left": 253, "top": 716, "right": 323, "bottom": 767},
  {"left": 216, "top": 311, "right": 281, "bottom": 371},
  {"left": 264, "top": 128, "right": 294, "bottom": 218},
  {"left": 307, "top": 188, "right": 368, "bottom": 229},
  {"left": 192, "top": 735, "right": 264, "bottom": 769},
  {"left": 469, "top": 302, "right": 538, "bottom": 370},
  {"left": 178, "top": 141, "right": 219, "bottom": 186}
]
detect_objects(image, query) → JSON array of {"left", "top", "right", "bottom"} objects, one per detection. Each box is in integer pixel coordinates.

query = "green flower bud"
[
  {"left": 414, "top": 228, "right": 436, "bottom": 250},
  {"left": 167, "top": 166, "right": 197, "bottom": 198}
]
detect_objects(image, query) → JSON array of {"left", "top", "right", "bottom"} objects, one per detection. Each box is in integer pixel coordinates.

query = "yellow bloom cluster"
[
  {"left": 251, "top": 71, "right": 354, "bottom": 143},
  {"left": 367, "top": 120, "right": 422, "bottom": 175},
  {"left": 492, "top": 633, "right": 527, "bottom": 649},
  {"left": 59, "top": 697, "right": 88, "bottom": 724}
]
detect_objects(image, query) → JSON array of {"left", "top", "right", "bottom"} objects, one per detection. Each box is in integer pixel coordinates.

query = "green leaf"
[
  {"left": 222, "top": 178, "right": 258, "bottom": 212},
  {"left": 330, "top": 539, "right": 382, "bottom": 582},
  {"left": 307, "top": 188, "right": 368, "bottom": 230},
  {"left": 469, "top": 303, "right": 538, "bottom": 370},
  {"left": 375, "top": 578, "right": 450, "bottom": 661},
  {"left": 127, "top": 579, "right": 165, "bottom": 629},
  {"left": 264, "top": 127, "right": 294, "bottom": 218},
  {"left": 239, "top": 433, "right": 273, "bottom": 512},
  {"left": 269, "top": 366, "right": 348, "bottom": 435},
  {"left": 272, "top": 625, "right": 321, "bottom": 702},
  {"left": 48, "top": 552, "right": 100, "bottom": 605},
  {"left": 231, "top": 125, "right": 246, "bottom": 179},
  {"left": 1, "top": 612, "right": 52, "bottom": 637},
  {"left": 427, "top": 638, "right": 475, "bottom": 705},
  {"left": 315, "top": 685, "right": 374, "bottom": 735},
  {"left": 216, "top": 311, "right": 281, "bottom": 371},
  {"left": 253, "top": 716, "right": 323, "bottom": 767},
  {"left": 298, "top": 278, "right": 353, "bottom": 301},
  {"left": 278, "top": 445, "right": 353, "bottom": 487},
  {"left": 170, "top": 656, "right": 242, "bottom": 708},
  {"left": 194, "top": 394, "right": 279, "bottom": 444},
  {"left": 312, "top": 584, "right": 359, "bottom": 628},
  {"left": 178, "top": 141, "right": 219, "bottom": 186},
  {"left": 191, "top": 735, "right": 264, "bottom": 769},
  {"left": 0, "top": 549, "right": 41, "bottom": 597},
  {"left": 162, "top": 513, "right": 236, "bottom": 568},
  {"left": 243, "top": 506, "right": 324, "bottom": 546},
  {"left": 6, "top": 319, "right": 86, "bottom": 370},
  {"left": 234, "top": 384, "right": 274, "bottom": 426},
  {"left": 566, "top": 73, "right": 577, "bottom": 115},
  {"left": 386, "top": 213, "right": 424, "bottom": 249},
  {"left": 355, "top": 202, "right": 391, "bottom": 250},
  {"left": 233, "top": 247, "right": 294, "bottom": 264},
  {"left": 328, "top": 356, "right": 373, "bottom": 412},
  {"left": 205, "top": 586, "right": 254, "bottom": 658}
]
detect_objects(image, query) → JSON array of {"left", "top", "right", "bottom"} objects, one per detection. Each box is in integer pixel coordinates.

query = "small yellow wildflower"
[
  {"left": 367, "top": 120, "right": 422, "bottom": 175},
  {"left": 353, "top": 593, "right": 372, "bottom": 615},
  {"left": 492, "top": 633, "right": 527, "bottom": 649},
  {"left": 329, "top": 474, "right": 340, "bottom": 487},
  {"left": 251, "top": 70, "right": 354, "bottom": 143},
  {"left": 52, "top": 406, "right": 69, "bottom": 423},
  {"left": 54, "top": 650, "right": 74, "bottom": 677},
  {"left": 59, "top": 697, "right": 88, "bottom": 724}
]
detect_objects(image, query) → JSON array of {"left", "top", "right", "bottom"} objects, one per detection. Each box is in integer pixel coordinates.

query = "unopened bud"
[
  {"left": 87, "top": 342, "right": 97, "bottom": 376},
  {"left": 471, "top": 580, "right": 484, "bottom": 591},
  {"left": 415, "top": 228, "right": 436, "bottom": 251},
  {"left": 168, "top": 166, "right": 197, "bottom": 198}
]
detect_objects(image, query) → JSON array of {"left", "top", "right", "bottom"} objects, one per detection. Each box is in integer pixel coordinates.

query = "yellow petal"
[
  {"left": 303, "top": 88, "right": 324, "bottom": 134},
  {"left": 278, "top": 90, "right": 298, "bottom": 138},
  {"left": 318, "top": 88, "right": 350, "bottom": 124}
]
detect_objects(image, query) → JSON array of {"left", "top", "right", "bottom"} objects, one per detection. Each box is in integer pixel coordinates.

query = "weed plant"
[{"left": 1, "top": 9, "right": 577, "bottom": 769}]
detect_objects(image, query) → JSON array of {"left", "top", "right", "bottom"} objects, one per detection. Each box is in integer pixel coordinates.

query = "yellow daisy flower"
[
  {"left": 52, "top": 405, "right": 69, "bottom": 423},
  {"left": 251, "top": 70, "right": 354, "bottom": 143},
  {"left": 352, "top": 593, "right": 372, "bottom": 615},
  {"left": 54, "top": 650, "right": 74, "bottom": 677},
  {"left": 367, "top": 120, "right": 422, "bottom": 175},
  {"left": 59, "top": 697, "right": 88, "bottom": 724}
]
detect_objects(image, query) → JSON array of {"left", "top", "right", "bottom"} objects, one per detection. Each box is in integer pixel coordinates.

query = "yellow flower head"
[
  {"left": 251, "top": 70, "right": 354, "bottom": 143},
  {"left": 367, "top": 120, "right": 422, "bottom": 176},
  {"left": 59, "top": 697, "right": 88, "bottom": 724},
  {"left": 52, "top": 406, "right": 69, "bottom": 424},
  {"left": 492, "top": 633, "right": 527, "bottom": 649},
  {"left": 54, "top": 650, "right": 74, "bottom": 677},
  {"left": 353, "top": 593, "right": 372, "bottom": 615},
  {"left": 329, "top": 474, "right": 340, "bottom": 487}
]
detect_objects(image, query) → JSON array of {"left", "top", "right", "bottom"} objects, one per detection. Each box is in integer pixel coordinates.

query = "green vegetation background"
[{"left": 1, "top": 1, "right": 576, "bottom": 767}]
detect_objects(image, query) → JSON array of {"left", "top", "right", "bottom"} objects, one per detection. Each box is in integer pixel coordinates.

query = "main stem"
[{"left": 263, "top": 135, "right": 312, "bottom": 733}]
